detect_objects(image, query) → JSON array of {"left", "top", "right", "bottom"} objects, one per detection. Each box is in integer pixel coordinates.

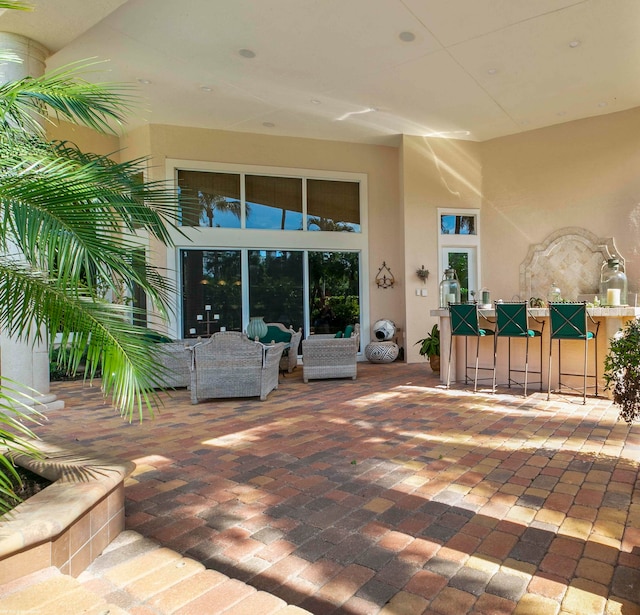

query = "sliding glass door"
[
  {"left": 248, "top": 250, "right": 304, "bottom": 330},
  {"left": 181, "top": 249, "right": 360, "bottom": 339},
  {"left": 181, "top": 249, "right": 242, "bottom": 337},
  {"left": 309, "top": 251, "right": 360, "bottom": 335}
]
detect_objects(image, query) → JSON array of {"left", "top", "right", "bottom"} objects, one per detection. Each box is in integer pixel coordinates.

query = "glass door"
[
  {"left": 181, "top": 249, "right": 242, "bottom": 337},
  {"left": 248, "top": 250, "right": 304, "bottom": 332},
  {"left": 181, "top": 248, "right": 362, "bottom": 340},
  {"left": 442, "top": 248, "right": 477, "bottom": 303},
  {"left": 308, "top": 251, "right": 360, "bottom": 335}
]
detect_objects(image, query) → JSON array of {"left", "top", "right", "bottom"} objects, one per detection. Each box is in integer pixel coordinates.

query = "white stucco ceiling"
[{"left": 0, "top": 0, "right": 637, "bottom": 145}]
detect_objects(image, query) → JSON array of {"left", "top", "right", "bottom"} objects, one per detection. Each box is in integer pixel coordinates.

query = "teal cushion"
[
  {"left": 259, "top": 326, "right": 291, "bottom": 344},
  {"left": 334, "top": 331, "right": 344, "bottom": 338},
  {"left": 344, "top": 325, "right": 354, "bottom": 338},
  {"left": 144, "top": 330, "right": 174, "bottom": 343},
  {"left": 478, "top": 329, "right": 494, "bottom": 336}
]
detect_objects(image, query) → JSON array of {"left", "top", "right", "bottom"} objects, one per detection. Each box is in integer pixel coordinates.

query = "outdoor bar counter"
[{"left": 431, "top": 306, "right": 640, "bottom": 395}]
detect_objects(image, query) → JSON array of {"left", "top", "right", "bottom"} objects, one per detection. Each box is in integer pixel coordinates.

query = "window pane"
[
  {"left": 307, "top": 179, "right": 360, "bottom": 232},
  {"left": 309, "top": 251, "right": 360, "bottom": 335},
  {"left": 177, "top": 170, "right": 241, "bottom": 228},
  {"left": 447, "top": 252, "right": 470, "bottom": 302},
  {"left": 181, "top": 249, "right": 242, "bottom": 337},
  {"left": 246, "top": 175, "right": 303, "bottom": 230},
  {"left": 440, "top": 214, "right": 476, "bottom": 235},
  {"left": 248, "top": 250, "right": 304, "bottom": 333}
]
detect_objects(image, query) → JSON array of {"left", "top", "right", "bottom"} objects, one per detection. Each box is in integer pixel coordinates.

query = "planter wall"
[{"left": 0, "top": 440, "right": 134, "bottom": 583}]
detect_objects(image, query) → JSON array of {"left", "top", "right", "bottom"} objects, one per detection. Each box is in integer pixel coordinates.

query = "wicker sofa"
[
  {"left": 189, "top": 331, "right": 285, "bottom": 403},
  {"left": 259, "top": 323, "right": 302, "bottom": 373},
  {"left": 301, "top": 324, "right": 360, "bottom": 383}
]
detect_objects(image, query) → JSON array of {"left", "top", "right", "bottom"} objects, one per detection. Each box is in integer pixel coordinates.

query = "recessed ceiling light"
[
  {"left": 557, "top": 111, "right": 567, "bottom": 117},
  {"left": 399, "top": 31, "right": 415, "bottom": 42},
  {"left": 568, "top": 40, "right": 581, "bottom": 48},
  {"left": 137, "top": 78, "right": 151, "bottom": 85},
  {"left": 597, "top": 101, "right": 608, "bottom": 108},
  {"left": 310, "top": 99, "right": 321, "bottom": 105},
  {"left": 487, "top": 68, "right": 498, "bottom": 75},
  {"left": 239, "top": 48, "right": 256, "bottom": 59},
  {"left": 200, "top": 86, "right": 212, "bottom": 92},
  {"left": 262, "top": 122, "right": 275, "bottom": 128}
]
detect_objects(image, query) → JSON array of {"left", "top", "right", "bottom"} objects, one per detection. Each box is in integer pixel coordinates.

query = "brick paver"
[{"left": 6, "top": 362, "right": 639, "bottom": 615}]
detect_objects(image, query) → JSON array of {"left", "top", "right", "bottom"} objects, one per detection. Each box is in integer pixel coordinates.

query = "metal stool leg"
[
  {"left": 524, "top": 336, "right": 530, "bottom": 397},
  {"left": 547, "top": 339, "right": 553, "bottom": 401},
  {"left": 492, "top": 335, "right": 498, "bottom": 393}
]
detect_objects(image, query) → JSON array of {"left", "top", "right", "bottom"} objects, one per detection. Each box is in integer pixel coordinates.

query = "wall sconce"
[
  {"left": 416, "top": 265, "right": 429, "bottom": 283},
  {"left": 375, "top": 261, "right": 395, "bottom": 289}
]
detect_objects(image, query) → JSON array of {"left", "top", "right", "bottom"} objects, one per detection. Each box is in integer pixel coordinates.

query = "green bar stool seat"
[
  {"left": 447, "top": 303, "right": 494, "bottom": 392},
  {"left": 492, "top": 301, "right": 544, "bottom": 396},
  {"left": 547, "top": 302, "right": 600, "bottom": 404}
]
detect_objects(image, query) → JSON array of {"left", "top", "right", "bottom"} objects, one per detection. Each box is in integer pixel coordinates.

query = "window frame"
[
  {"left": 164, "top": 159, "right": 370, "bottom": 343},
  {"left": 437, "top": 208, "right": 481, "bottom": 300}
]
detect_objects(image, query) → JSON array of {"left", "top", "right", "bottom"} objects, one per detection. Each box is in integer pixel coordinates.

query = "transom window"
[{"left": 177, "top": 170, "right": 360, "bottom": 232}]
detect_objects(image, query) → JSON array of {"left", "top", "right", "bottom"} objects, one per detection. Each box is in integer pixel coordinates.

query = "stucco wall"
[
  {"left": 47, "top": 121, "right": 121, "bottom": 160},
  {"left": 401, "top": 135, "right": 483, "bottom": 363},
  {"left": 480, "top": 106, "right": 640, "bottom": 302}
]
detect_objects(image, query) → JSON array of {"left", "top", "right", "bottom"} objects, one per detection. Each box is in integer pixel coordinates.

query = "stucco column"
[{"left": 0, "top": 33, "right": 62, "bottom": 409}]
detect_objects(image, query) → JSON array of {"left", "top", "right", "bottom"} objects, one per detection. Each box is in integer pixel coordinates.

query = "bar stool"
[
  {"left": 447, "top": 303, "right": 494, "bottom": 392},
  {"left": 492, "top": 301, "right": 544, "bottom": 396},
  {"left": 547, "top": 302, "right": 600, "bottom": 404}
]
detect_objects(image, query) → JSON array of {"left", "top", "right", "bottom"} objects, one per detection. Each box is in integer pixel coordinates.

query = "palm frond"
[
  {"left": 0, "top": 1, "right": 32, "bottom": 10},
  {"left": 0, "top": 60, "right": 135, "bottom": 135},
  {"left": 0, "top": 139, "right": 189, "bottom": 310},
  {"left": 0, "top": 263, "right": 174, "bottom": 420},
  {"left": 0, "top": 379, "right": 43, "bottom": 515}
]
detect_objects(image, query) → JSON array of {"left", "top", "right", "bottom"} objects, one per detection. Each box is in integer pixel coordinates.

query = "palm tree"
[
  {"left": 0, "top": 0, "right": 189, "bottom": 511},
  {"left": 199, "top": 192, "right": 241, "bottom": 227},
  {"left": 307, "top": 216, "right": 355, "bottom": 232}
]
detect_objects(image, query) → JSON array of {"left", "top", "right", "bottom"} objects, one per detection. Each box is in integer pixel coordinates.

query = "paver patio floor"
[{"left": 34, "top": 362, "right": 640, "bottom": 614}]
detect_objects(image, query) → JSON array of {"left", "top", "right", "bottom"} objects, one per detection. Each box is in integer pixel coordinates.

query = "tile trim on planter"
[{"left": 0, "top": 440, "right": 134, "bottom": 582}]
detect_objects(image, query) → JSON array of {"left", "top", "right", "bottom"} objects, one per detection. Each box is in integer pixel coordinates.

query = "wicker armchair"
[
  {"left": 260, "top": 323, "right": 302, "bottom": 373},
  {"left": 150, "top": 338, "right": 198, "bottom": 389},
  {"left": 301, "top": 324, "right": 360, "bottom": 383},
  {"left": 189, "top": 331, "right": 284, "bottom": 403}
]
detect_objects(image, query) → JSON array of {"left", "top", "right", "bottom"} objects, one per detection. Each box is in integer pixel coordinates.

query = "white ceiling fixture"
[{"left": 2, "top": 0, "right": 638, "bottom": 146}]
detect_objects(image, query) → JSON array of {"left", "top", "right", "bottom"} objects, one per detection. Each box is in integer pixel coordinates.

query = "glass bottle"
[
  {"left": 439, "top": 268, "right": 461, "bottom": 308},
  {"left": 600, "top": 258, "right": 627, "bottom": 306},
  {"left": 548, "top": 282, "right": 562, "bottom": 303}
]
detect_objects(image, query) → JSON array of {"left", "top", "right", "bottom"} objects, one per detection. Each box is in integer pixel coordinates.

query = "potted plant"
[
  {"left": 415, "top": 323, "right": 440, "bottom": 373},
  {"left": 603, "top": 318, "right": 640, "bottom": 424}
]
